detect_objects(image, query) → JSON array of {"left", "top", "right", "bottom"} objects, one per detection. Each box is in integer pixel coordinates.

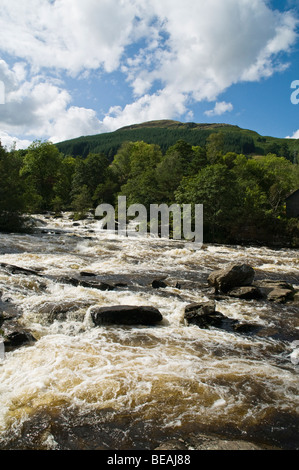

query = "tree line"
[{"left": 0, "top": 135, "right": 299, "bottom": 246}]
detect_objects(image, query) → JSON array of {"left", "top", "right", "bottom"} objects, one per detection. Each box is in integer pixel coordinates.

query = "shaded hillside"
[{"left": 56, "top": 120, "right": 299, "bottom": 162}]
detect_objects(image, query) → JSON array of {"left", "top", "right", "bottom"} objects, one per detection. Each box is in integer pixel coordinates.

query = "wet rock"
[
  {"left": 80, "top": 271, "right": 97, "bottom": 277},
  {"left": 267, "top": 288, "right": 294, "bottom": 303},
  {"left": 152, "top": 278, "right": 168, "bottom": 289},
  {"left": 184, "top": 301, "right": 260, "bottom": 334},
  {"left": 57, "top": 276, "right": 116, "bottom": 291},
  {"left": 155, "top": 434, "right": 265, "bottom": 450},
  {"left": 233, "top": 322, "right": 262, "bottom": 335},
  {"left": 36, "top": 300, "right": 92, "bottom": 324},
  {"left": 4, "top": 330, "right": 37, "bottom": 351},
  {"left": 90, "top": 305, "right": 163, "bottom": 326},
  {"left": 208, "top": 264, "right": 255, "bottom": 294},
  {"left": 227, "top": 285, "right": 264, "bottom": 300},
  {"left": 254, "top": 280, "right": 295, "bottom": 303},
  {"left": 154, "top": 439, "right": 189, "bottom": 450},
  {"left": 184, "top": 301, "right": 235, "bottom": 329},
  {"left": 0, "top": 262, "right": 41, "bottom": 277}
]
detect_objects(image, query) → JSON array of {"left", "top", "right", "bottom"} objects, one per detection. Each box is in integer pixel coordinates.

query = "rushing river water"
[{"left": 0, "top": 214, "right": 298, "bottom": 450}]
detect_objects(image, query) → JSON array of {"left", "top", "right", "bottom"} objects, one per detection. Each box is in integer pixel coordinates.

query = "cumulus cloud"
[
  {"left": 287, "top": 129, "right": 299, "bottom": 139},
  {"left": 205, "top": 101, "right": 234, "bottom": 117},
  {"left": 0, "top": 0, "right": 298, "bottom": 144},
  {"left": 0, "top": 60, "right": 103, "bottom": 145}
]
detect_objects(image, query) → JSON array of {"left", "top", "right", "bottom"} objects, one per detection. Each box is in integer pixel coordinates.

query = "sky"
[{"left": 0, "top": 0, "right": 298, "bottom": 150}]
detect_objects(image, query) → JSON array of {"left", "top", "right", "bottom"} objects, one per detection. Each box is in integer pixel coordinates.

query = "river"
[{"left": 0, "top": 213, "right": 298, "bottom": 450}]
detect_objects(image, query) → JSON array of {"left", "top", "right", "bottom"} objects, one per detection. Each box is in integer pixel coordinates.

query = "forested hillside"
[
  {"left": 56, "top": 120, "right": 299, "bottom": 163},
  {"left": 1, "top": 121, "right": 299, "bottom": 246}
]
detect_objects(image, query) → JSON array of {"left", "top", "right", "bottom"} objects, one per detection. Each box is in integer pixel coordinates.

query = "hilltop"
[{"left": 56, "top": 120, "right": 299, "bottom": 162}]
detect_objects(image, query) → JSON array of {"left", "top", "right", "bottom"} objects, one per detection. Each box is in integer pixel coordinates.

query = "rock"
[
  {"left": 227, "top": 286, "right": 263, "bottom": 300},
  {"left": 57, "top": 276, "right": 116, "bottom": 291},
  {"left": 0, "top": 262, "right": 41, "bottom": 277},
  {"left": 208, "top": 264, "right": 255, "bottom": 293},
  {"left": 80, "top": 271, "right": 97, "bottom": 277},
  {"left": 184, "top": 301, "right": 233, "bottom": 329},
  {"left": 154, "top": 440, "right": 189, "bottom": 450},
  {"left": 35, "top": 300, "right": 92, "bottom": 324},
  {"left": 4, "top": 330, "right": 37, "bottom": 351},
  {"left": 152, "top": 279, "right": 168, "bottom": 289},
  {"left": 267, "top": 288, "right": 294, "bottom": 303},
  {"left": 154, "top": 433, "right": 267, "bottom": 450},
  {"left": 90, "top": 305, "right": 163, "bottom": 326},
  {"left": 233, "top": 322, "right": 261, "bottom": 335},
  {"left": 254, "top": 280, "right": 295, "bottom": 303}
]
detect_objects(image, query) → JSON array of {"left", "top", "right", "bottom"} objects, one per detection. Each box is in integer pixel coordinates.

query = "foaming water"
[{"left": 0, "top": 214, "right": 298, "bottom": 449}]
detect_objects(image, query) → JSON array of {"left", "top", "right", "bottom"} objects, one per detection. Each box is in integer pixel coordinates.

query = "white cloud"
[
  {"left": 0, "top": 0, "right": 139, "bottom": 75},
  {"left": 0, "top": 60, "right": 104, "bottom": 145},
  {"left": 0, "top": 0, "right": 298, "bottom": 144},
  {"left": 287, "top": 129, "right": 299, "bottom": 139},
  {"left": 0, "top": 131, "right": 32, "bottom": 151},
  {"left": 205, "top": 101, "right": 233, "bottom": 117}
]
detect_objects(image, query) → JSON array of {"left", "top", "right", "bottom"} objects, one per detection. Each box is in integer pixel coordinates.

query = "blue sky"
[{"left": 0, "top": 0, "right": 298, "bottom": 149}]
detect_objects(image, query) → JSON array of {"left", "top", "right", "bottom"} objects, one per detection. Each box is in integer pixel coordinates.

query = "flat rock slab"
[{"left": 90, "top": 305, "right": 163, "bottom": 326}]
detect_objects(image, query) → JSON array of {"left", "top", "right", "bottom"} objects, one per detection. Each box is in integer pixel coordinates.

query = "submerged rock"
[
  {"left": 4, "top": 330, "right": 37, "bottom": 351},
  {"left": 155, "top": 435, "right": 266, "bottom": 450},
  {"left": 90, "top": 305, "right": 163, "bottom": 326},
  {"left": 253, "top": 280, "right": 295, "bottom": 303},
  {"left": 0, "top": 262, "right": 41, "bottom": 277},
  {"left": 208, "top": 264, "right": 255, "bottom": 294},
  {"left": 184, "top": 300, "right": 260, "bottom": 334},
  {"left": 184, "top": 301, "right": 236, "bottom": 330},
  {"left": 227, "top": 285, "right": 263, "bottom": 300}
]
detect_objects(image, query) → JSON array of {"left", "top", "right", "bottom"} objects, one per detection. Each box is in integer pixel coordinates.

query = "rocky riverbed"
[{"left": 0, "top": 213, "right": 298, "bottom": 450}]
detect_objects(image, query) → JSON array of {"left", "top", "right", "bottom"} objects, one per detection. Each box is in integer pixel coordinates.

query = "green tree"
[
  {"left": 0, "top": 142, "right": 27, "bottom": 232},
  {"left": 53, "top": 156, "right": 77, "bottom": 210},
  {"left": 206, "top": 132, "right": 225, "bottom": 164},
  {"left": 175, "top": 164, "right": 242, "bottom": 241},
  {"left": 20, "top": 140, "right": 63, "bottom": 211},
  {"left": 71, "top": 152, "right": 110, "bottom": 208},
  {"left": 119, "top": 141, "right": 163, "bottom": 208}
]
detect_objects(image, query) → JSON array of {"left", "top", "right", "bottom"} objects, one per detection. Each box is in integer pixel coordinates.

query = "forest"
[{"left": 1, "top": 131, "right": 299, "bottom": 247}]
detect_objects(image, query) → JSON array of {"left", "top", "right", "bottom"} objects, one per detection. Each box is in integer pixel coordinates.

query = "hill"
[{"left": 55, "top": 120, "right": 299, "bottom": 162}]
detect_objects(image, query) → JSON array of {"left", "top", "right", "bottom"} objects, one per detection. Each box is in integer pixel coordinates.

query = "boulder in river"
[
  {"left": 208, "top": 263, "right": 255, "bottom": 294},
  {"left": 90, "top": 305, "right": 163, "bottom": 326},
  {"left": 4, "top": 330, "right": 37, "bottom": 351},
  {"left": 253, "top": 280, "right": 295, "bottom": 303},
  {"left": 184, "top": 301, "right": 235, "bottom": 329},
  {"left": 226, "top": 285, "right": 264, "bottom": 300}
]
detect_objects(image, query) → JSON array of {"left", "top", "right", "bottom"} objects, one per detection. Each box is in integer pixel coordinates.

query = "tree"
[
  {"left": 119, "top": 141, "right": 163, "bottom": 208},
  {"left": 206, "top": 132, "right": 225, "bottom": 164},
  {"left": 53, "top": 156, "right": 77, "bottom": 210},
  {"left": 20, "top": 140, "right": 63, "bottom": 211},
  {"left": 0, "top": 142, "right": 27, "bottom": 232},
  {"left": 175, "top": 164, "right": 242, "bottom": 241},
  {"left": 71, "top": 152, "right": 110, "bottom": 208}
]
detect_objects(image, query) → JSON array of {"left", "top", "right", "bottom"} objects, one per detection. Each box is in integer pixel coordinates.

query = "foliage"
[
  {"left": 0, "top": 142, "right": 27, "bottom": 232},
  {"left": 56, "top": 120, "right": 298, "bottom": 162},
  {"left": 0, "top": 128, "right": 299, "bottom": 246}
]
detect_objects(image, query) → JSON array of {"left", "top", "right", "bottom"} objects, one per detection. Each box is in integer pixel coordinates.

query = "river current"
[{"left": 0, "top": 214, "right": 298, "bottom": 450}]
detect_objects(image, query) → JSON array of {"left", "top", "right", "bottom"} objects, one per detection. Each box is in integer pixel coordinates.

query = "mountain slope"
[{"left": 55, "top": 120, "right": 299, "bottom": 162}]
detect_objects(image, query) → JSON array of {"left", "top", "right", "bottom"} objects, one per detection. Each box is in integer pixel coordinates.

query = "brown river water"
[{"left": 0, "top": 214, "right": 298, "bottom": 450}]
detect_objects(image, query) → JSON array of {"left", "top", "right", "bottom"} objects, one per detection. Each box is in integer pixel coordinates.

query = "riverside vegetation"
[{"left": 0, "top": 120, "right": 299, "bottom": 246}]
